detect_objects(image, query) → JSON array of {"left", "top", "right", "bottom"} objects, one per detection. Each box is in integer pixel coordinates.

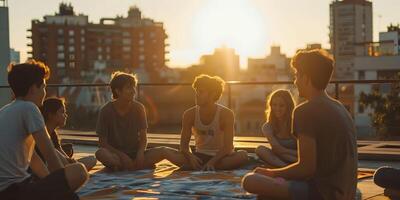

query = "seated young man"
[
  {"left": 95, "top": 71, "right": 179, "bottom": 171},
  {"left": 167, "top": 74, "right": 249, "bottom": 171},
  {"left": 0, "top": 60, "right": 88, "bottom": 200},
  {"left": 242, "top": 50, "right": 358, "bottom": 200}
]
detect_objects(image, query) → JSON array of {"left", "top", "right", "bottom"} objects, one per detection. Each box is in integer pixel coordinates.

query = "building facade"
[
  {"left": 0, "top": 0, "right": 11, "bottom": 107},
  {"left": 330, "top": 0, "right": 373, "bottom": 79},
  {"left": 29, "top": 3, "right": 167, "bottom": 84}
]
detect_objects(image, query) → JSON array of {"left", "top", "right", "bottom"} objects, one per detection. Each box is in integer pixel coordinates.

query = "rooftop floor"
[{"left": 63, "top": 130, "right": 400, "bottom": 199}]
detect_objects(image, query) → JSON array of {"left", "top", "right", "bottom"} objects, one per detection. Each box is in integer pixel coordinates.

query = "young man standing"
[
  {"left": 0, "top": 60, "right": 88, "bottom": 200},
  {"left": 171, "top": 74, "right": 248, "bottom": 170},
  {"left": 242, "top": 50, "right": 358, "bottom": 200}
]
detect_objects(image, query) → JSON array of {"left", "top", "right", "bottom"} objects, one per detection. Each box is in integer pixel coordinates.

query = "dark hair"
[
  {"left": 291, "top": 49, "right": 334, "bottom": 90},
  {"left": 110, "top": 71, "right": 137, "bottom": 99},
  {"left": 8, "top": 59, "right": 50, "bottom": 97},
  {"left": 192, "top": 74, "right": 225, "bottom": 102},
  {"left": 40, "top": 97, "right": 65, "bottom": 122}
]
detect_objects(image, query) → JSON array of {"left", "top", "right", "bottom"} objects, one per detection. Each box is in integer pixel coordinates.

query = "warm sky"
[{"left": 7, "top": 0, "right": 400, "bottom": 68}]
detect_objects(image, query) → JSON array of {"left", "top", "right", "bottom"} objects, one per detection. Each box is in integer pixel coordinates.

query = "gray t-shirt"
[
  {"left": 0, "top": 100, "right": 45, "bottom": 191},
  {"left": 96, "top": 101, "right": 148, "bottom": 157},
  {"left": 292, "top": 95, "right": 357, "bottom": 200}
]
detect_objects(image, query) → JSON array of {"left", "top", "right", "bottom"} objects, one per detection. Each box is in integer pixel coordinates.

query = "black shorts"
[
  {"left": 193, "top": 152, "right": 214, "bottom": 164},
  {"left": 0, "top": 168, "right": 79, "bottom": 200}
]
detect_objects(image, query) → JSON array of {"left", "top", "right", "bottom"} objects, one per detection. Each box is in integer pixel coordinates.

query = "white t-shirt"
[{"left": 0, "top": 100, "right": 45, "bottom": 191}]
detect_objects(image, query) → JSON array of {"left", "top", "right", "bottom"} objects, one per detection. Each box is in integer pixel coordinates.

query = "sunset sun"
[{"left": 192, "top": 0, "right": 268, "bottom": 63}]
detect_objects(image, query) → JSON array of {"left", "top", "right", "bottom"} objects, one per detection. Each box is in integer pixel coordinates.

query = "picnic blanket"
[
  {"left": 79, "top": 160, "right": 256, "bottom": 200},
  {"left": 78, "top": 158, "right": 375, "bottom": 200}
]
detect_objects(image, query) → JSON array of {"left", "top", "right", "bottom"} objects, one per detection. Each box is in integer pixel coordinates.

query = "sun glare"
[{"left": 192, "top": 0, "right": 268, "bottom": 64}]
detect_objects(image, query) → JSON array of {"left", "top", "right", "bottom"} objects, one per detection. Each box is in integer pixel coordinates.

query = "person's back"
[
  {"left": 294, "top": 95, "right": 357, "bottom": 199},
  {"left": 0, "top": 100, "right": 43, "bottom": 191}
]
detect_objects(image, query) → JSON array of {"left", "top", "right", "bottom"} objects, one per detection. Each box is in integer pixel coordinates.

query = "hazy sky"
[{"left": 7, "top": 0, "right": 400, "bottom": 68}]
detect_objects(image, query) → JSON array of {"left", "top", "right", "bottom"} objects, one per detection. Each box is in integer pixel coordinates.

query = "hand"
[
  {"left": 202, "top": 160, "right": 216, "bottom": 171},
  {"left": 135, "top": 152, "right": 145, "bottom": 170},
  {"left": 188, "top": 154, "right": 203, "bottom": 170},
  {"left": 118, "top": 153, "right": 135, "bottom": 171}
]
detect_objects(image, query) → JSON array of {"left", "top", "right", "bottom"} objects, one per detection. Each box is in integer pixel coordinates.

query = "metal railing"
[{"left": 2, "top": 79, "right": 398, "bottom": 109}]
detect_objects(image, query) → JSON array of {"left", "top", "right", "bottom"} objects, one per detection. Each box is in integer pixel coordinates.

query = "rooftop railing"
[{"left": 1, "top": 79, "right": 399, "bottom": 139}]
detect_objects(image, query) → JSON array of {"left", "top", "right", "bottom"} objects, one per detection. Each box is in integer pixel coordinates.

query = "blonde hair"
[{"left": 265, "top": 89, "right": 295, "bottom": 135}]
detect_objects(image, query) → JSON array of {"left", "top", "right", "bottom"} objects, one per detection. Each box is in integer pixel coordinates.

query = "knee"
[
  {"left": 374, "top": 167, "right": 399, "bottom": 188},
  {"left": 95, "top": 148, "right": 110, "bottom": 160},
  {"left": 66, "top": 163, "right": 89, "bottom": 190},
  {"left": 255, "top": 146, "right": 268, "bottom": 155},
  {"left": 237, "top": 150, "right": 249, "bottom": 161},
  {"left": 241, "top": 173, "right": 257, "bottom": 192}
]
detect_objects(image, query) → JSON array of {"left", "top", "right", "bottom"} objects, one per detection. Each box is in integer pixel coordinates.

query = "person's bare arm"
[
  {"left": 203, "top": 109, "right": 235, "bottom": 170},
  {"left": 255, "top": 132, "right": 316, "bottom": 180},
  {"left": 29, "top": 150, "right": 49, "bottom": 178},
  {"left": 180, "top": 108, "right": 202, "bottom": 169},
  {"left": 33, "top": 129, "right": 63, "bottom": 172},
  {"left": 264, "top": 128, "right": 297, "bottom": 156}
]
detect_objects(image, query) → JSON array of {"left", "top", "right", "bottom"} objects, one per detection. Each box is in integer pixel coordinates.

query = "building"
[
  {"left": 198, "top": 46, "right": 240, "bottom": 81},
  {"left": 29, "top": 3, "right": 168, "bottom": 84},
  {"left": 330, "top": 0, "right": 373, "bottom": 79},
  {"left": 379, "top": 24, "right": 400, "bottom": 56},
  {"left": 247, "top": 46, "right": 291, "bottom": 81},
  {"left": 0, "top": 0, "right": 11, "bottom": 107},
  {"left": 10, "top": 48, "right": 20, "bottom": 63},
  {"left": 353, "top": 25, "right": 400, "bottom": 137}
]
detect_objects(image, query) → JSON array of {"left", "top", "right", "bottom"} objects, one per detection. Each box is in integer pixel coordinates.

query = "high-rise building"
[
  {"left": 0, "top": 0, "right": 11, "bottom": 106},
  {"left": 29, "top": 3, "right": 168, "bottom": 83},
  {"left": 330, "top": 0, "right": 373, "bottom": 79}
]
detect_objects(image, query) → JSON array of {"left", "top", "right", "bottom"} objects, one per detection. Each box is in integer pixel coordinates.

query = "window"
[
  {"left": 81, "top": 29, "right": 85, "bottom": 34},
  {"left": 122, "top": 31, "right": 130, "bottom": 37},
  {"left": 69, "top": 30, "right": 74, "bottom": 36},
  {"left": 81, "top": 37, "right": 85, "bottom": 43},
  {"left": 57, "top": 53, "right": 64, "bottom": 59},
  {"left": 122, "top": 38, "right": 131, "bottom": 45},
  {"left": 69, "top": 62, "right": 75, "bottom": 68},
  {"left": 97, "top": 47, "right": 102, "bottom": 52},
  {"left": 139, "top": 40, "right": 144, "bottom": 45},
  {"left": 149, "top": 32, "right": 155, "bottom": 38},
  {"left": 358, "top": 71, "right": 365, "bottom": 80},
  {"left": 69, "top": 38, "right": 74, "bottom": 44},
  {"left": 139, "top": 55, "right": 145, "bottom": 61},
  {"left": 58, "top": 29, "right": 64, "bottom": 35},
  {"left": 139, "top": 47, "right": 144, "bottom": 52},
  {"left": 123, "top": 46, "right": 131, "bottom": 52},
  {"left": 69, "top": 46, "right": 75, "bottom": 52},
  {"left": 69, "top": 54, "right": 75, "bottom": 60},
  {"left": 98, "top": 55, "right": 103, "bottom": 60},
  {"left": 81, "top": 45, "right": 85, "bottom": 51},
  {"left": 57, "top": 62, "right": 65, "bottom": 68},
  {"left": 57, "top": 45, "right": 64, "bottom": 51}
]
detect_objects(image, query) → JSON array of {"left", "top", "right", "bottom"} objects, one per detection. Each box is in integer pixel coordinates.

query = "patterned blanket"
[{"left": 79, "top": 161, "right": 256, "bottom": 199}]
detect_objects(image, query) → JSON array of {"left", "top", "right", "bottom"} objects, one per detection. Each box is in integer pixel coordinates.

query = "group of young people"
[{"left": 0, "top": 49, "right": 359, "bottom": 200}]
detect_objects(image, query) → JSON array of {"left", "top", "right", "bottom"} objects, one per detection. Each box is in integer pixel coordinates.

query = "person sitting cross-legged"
[{"left": 242, "top": 50, "right": 358, "bottom": 200}]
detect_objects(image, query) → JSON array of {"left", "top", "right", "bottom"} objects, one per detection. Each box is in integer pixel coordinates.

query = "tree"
[{"left": 359, "top": 74, "right": 400, "bottom": 139}]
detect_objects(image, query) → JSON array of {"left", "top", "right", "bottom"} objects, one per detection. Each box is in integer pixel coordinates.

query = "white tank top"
[{"left": 192, "top": 104, "right": 226, "bottom": 156}]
